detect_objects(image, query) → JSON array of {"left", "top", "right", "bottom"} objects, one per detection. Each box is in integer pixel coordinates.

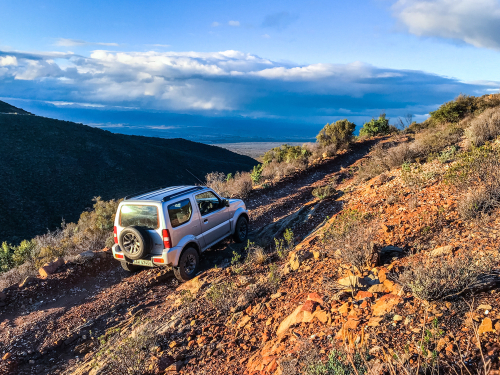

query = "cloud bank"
[
  {"left": 0, "top": 49, "right": 495, "bottom": 122},
  {"left": 393, "top": 0, "right": 500, "bottom": 50}
]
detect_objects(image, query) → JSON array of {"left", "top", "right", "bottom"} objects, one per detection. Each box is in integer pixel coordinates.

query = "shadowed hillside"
[{"left": 0, "top": 101, "right": 257, "bottom": 243}]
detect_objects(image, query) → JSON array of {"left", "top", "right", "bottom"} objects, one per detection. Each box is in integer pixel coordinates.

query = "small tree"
[
  {"left": 316, "top": 119, "right": 356, "bottom": 149},
  {"left": 359, "top": 114, "right": 390, "bottom": 136}
]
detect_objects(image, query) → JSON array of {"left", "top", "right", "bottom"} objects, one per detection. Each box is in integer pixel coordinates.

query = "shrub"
[
  {"left": 322, "top": 210, "right": 376, "bottom": 273},
  {"left": 359, "top": 114, "right": 391, "bottom": 137},
  {"left": 274, "top": 228, "right": 294, "bottom": 259},
  {"left": 267, "top": 263, "right": 281, "bottom": 292},
  {"left": 251, "top": 164, "right": 263, "bottom": 184},
  {"left": 316, "top": 119, "right": 356, "bottom": 149},
  {"left": 262, "top": 144, "right": 311, "bottom": 164},
  {"left": 396, "top": 251, "right": 497, "bottom": 301},
  {"left": 312, "top": 185, "right": 337, "bottom": 200},
  {"left": 305, "top": 349, "right": 368, "bottom": 375},
  {"left": 205, "top": 281, "right": 238, "bottom": 312},
  {"left": 245, "top": 240, "right": 267, "bottom": 265},
  {"left": 430, "top": 94, "right": 477, "bottom": 124},
  {"left": 465, "top": 107, "right": 500, "bottom": 147},
  {"left": 205, "top": 171, "right": 253, "bottom": 198}
]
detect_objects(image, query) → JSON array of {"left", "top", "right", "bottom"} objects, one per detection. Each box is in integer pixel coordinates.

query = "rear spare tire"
[
  {"left": 118, "top": 226, "right": 152, "bottom": 260},
  {"left": 174, "top": 247, "right": 199, "bottom": 282}
]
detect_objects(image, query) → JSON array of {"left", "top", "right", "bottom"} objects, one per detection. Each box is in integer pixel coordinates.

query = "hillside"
[
  {"left": 0, "top": 101, "right": 32, "bottom": 115},
  {"left": 0, "top": 101, "right": 257, "bottom": 243},
  {"left": 1, "top": 94, "right": 500, "bottom": 375}
]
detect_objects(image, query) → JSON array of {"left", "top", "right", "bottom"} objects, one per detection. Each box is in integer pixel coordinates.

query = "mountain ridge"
[{"left": 0, "top": 100, "right": 257, "bottom": 243}]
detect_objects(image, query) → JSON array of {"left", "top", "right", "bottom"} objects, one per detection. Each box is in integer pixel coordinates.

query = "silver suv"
[{"left": 112, "top": 185, "right": 249, "bottom": 281}]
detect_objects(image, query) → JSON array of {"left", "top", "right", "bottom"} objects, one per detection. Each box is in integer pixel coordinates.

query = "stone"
[
  {"left": 312, "top": 250, "right": 321, "bottom": 260},
  {"left": 478, "top": 318, "right": 493, "bottom": 335},
  {"left": 276, "top": 302, "right": 315, "bottom": 336},
  {"left": 338, "top": 302, "right": 350, "bottom": 315},
  {"left": 270, "top": 292, "right": 282, "bottom": 299},
  {"left": 429, "top": 246, "right": 453, "bottom": 257},
  {"left": 478, "top": 304, "right": 493, "bottom": 311},
  {"left": 371, "top": 294, "right": 400, "bottom": 316},
  {"left": 378, "top": 269, "right": 388, "bottom": 283},
  {"left": 176, "top": 274, "right": 209, "bottom": 296},
  {"left": 39, "top": 258, "right": 64, "bottom": 277},
  {"left": 238, "top": 315, "right": 252, "bottom": 329},
  {"left": 19, "top": 276, "right": 36, "bottom": 288},
  {"left": 2, "top": 353, "right": 11, "bottom": 360},
  {"left": 289, "top": 250, "right": 313, "bottom": 271},
  {"left": 169, "top": 341, "right": 178, "bottom": 348},
  {"left": 79, "top": 251, "right": 95, "bottom": 260},
  {"left": 393, "top": 315, "right": 403, "bottom": 321},
  {"left": 367, "top": 316, "right": 383, "bottom": 327},
  {"left": 156, "top": 353, "right": 176, "bottom": 373},
  {"left": 312, "top": 310, "right": 331, "bottom": 324},
  {"left": 368, "top": 284, "right": 387, "bottom": 293},
  {"left": 436, "top": 338, "right": 447, "bottom": 352},
  {"left": 307, "top": 292, "right": 324, "bottom": 305},
  {"left": 338, "top": 276, "right": 368, "bottom": 289},
  {"left": 345, "top": 318, "right": 360, "bottom": 330},
  {"left": 355, "top": 291, "right": 373, "bottom": 300}
]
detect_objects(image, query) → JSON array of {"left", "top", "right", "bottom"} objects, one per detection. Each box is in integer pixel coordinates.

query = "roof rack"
[
  {"left": 124, "top": 186, "right": 167, "bottom": 200},
  {"left": 161, "top": 186, "right": 205, "bottom": 202}
]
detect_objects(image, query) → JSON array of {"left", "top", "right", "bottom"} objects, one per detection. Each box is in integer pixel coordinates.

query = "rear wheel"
[
  {"left": 174, "top": 247, "right": 199, "bottom": 282},
  {"left": 121, "top": 262, "right": 142, "bottom": 272},
  {"left": 233, "top": 216, "right": 249, "bottom": 243}
]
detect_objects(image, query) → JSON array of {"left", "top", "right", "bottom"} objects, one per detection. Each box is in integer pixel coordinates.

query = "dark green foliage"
[
  {"left": 359, "top": 114, "right": 391, "bottom": 136},
  {"left": 306, "top": 349, "right": 367, "bottom": 375},
  {"left": 0, "top": 103, "right": 257, "bottom": 244},
  {"left": 251, "top": 164, "right": 263, "bottom": 183},
  {"left": 429, "top": 93, "right": 500, "bottom": 125},
  {"left": 312, "top": 185, "right": 336, "bottom": 200},
  {"left": 262, "top": 144, "right": 311, "bottom": 164},
  {"left": 0, "top": 239, "right": 36, "bottom": 272},
  {"left": 316, "top": 119, "right": 356, "bottom": 148}
]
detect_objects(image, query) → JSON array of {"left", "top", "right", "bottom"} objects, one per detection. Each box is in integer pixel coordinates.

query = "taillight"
[
  {"left": 115, "top": 253, "right": 124, "bottom": 259},
  {"left": 113, "top": 226, "right": 118, "bottom": 244},
  {"left": 162, "top": 229, "right": 172, "bottom": 249},
  {"left": 153, "top": 257, "right": 165, "bottom": 264}
]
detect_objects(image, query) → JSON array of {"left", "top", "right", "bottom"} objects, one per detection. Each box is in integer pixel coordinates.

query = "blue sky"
[{"left": 1, "top": 0, "right": 500, "bottom": 142}]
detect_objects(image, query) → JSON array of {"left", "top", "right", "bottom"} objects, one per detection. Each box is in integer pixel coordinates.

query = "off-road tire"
[
  {"left": 118, "top": 226, "right": 152, "bottom": 260},
  {"left": 120, "top": 262, "right": 142, "bottom": 272},
  {"left": 233, "top": 216, "right": 249, "bottom": 243},
  {"left": 174, "top": 247, "right": 199, "bottom": 282}
]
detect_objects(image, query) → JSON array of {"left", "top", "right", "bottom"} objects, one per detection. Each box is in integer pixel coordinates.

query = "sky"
[{"left": 1, "top": 0, "right": 500, "bottom": 142}]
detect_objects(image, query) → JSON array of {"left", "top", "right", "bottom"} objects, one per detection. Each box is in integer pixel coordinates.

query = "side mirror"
[{"left": 224, "top": 199, "right": 230, "bottom": 207}]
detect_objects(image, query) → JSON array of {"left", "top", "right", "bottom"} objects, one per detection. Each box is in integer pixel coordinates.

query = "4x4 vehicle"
[{"left": 112, "top": 185, "right": 249, "bottom": 281}]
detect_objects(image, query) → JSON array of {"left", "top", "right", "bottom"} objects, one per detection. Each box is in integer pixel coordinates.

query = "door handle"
[{"left": 203, "top": 219, "right": 208, "bottom": 223}]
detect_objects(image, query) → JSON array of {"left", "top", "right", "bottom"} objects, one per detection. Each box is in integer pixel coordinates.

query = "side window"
[
  {"left": 168, "top": 199, "right": 193, "bottom": 228},
  {"left": 195, "top": 191, "right": 221, "bottom": 216}
]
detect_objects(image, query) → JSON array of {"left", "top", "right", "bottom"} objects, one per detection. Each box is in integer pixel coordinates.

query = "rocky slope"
[{"left": 1, "top": 132, "right": 500, "bottom": 375}]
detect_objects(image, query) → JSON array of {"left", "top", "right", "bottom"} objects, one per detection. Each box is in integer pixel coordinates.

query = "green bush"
[
  {"left": 306, "top": 349, "right": 367, "bottom": 375},
  {"left": 250, "top": 164, "right": 263, "bottom": 184},
  {"left": 262, "top": 144, "right": 311, "bottom": 164},
  {"left": 429, "top": 93, "right": 500, "bottom": 125},
  {"left": 359, "top": 114, "right": 391, "bottom": 136},
  {"left": 316, "top": 119, "right": 356, "bottom": 149},
  {"left": 312, "top": 185, "right": 337, "bottom": 200}
]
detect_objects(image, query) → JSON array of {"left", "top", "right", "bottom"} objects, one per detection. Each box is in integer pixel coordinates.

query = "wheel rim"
[
  {"left": 238, "top": 220, "right": 248, "bottom": 239},
  {"left": 122, "top": 233, "right": 141, "bottom": 255},
  {"left": 183, "top": 253, "right": 197, "bottom": 275}
]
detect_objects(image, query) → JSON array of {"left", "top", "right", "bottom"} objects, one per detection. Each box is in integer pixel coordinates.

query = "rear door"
[
  {"left": 195, "top": 191, "right": 230, "bottom": 247},
  {"left": 166, "top": 197, "right": 202, "bottom": 247}
]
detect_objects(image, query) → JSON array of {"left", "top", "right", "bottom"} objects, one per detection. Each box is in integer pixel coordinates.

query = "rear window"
[
  {"left": 120, "top": 205, "right": 158, "bottom": 229},
  {"left": 168, "top": 199, "right": 193, "bottom": 228}
]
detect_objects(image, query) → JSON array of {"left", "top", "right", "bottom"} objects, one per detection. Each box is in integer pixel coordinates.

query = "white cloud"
[
  {"left": 0, "top": 48, "right": 495, "bottom": 118},
  {"left": 148, "top": 44, "right": 170, "bottom": 48},
  {"left": 393, "top": 0, "right": 500, "bottom": 50},
  {"left": 0, "top": 56, "right": 17, "bottom": 66},
  {"left": 211, "top": 21, "right": 220, "bottom": 27},
  {"left": 228, "top": 20, "right": 240, "bottom": 27},
  {"left": 54, "top": 38, "right": 119, "bottom": 47}
]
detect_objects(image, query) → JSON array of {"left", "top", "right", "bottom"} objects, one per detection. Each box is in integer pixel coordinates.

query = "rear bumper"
[{"left": 112, "top": 244, "right": 182, "bottom": 267}]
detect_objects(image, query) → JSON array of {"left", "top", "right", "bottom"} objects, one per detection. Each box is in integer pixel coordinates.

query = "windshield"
[{"left": 119, "top": 205, "right": 158, "bottom": 229}]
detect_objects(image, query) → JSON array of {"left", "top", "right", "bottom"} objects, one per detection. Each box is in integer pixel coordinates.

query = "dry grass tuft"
[{"left": 465, "top": 107, "right": 500, "bottom": 147}]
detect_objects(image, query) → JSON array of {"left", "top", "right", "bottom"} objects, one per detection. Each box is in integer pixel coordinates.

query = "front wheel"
[
  {"left": 174, "top": 247, "right": 199, "bottom": 282},
  {"left": 233, "top": 216, "right": 249, "bottom": 243},
  {"left": 121, "top": 262, "right": 142, "bottom": 272}
]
